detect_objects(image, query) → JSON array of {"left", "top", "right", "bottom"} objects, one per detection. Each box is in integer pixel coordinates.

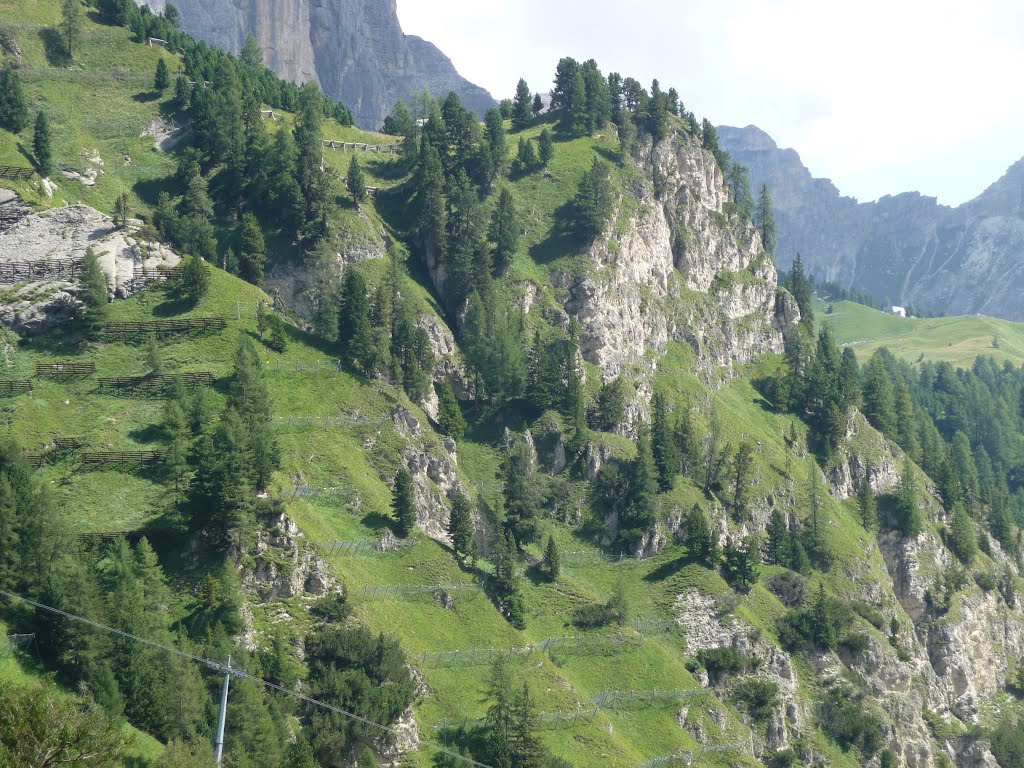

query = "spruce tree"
[
  {"left": 510, "top": 683, "right": 545, "bottom": 768},
  {"left": 179, "top": 255, "right": 209, "bottom": 306},
  {"left": 683, "top": 503, "right": 717, "bottom": 566},
  {"left": 948, "top": 502, "right": 977, "bottom": 565},
  {"left": 294, "top": 81, "right": 329, "bottom": 236},
  {"left": 483, "top": 108, "right": 508, "bottom": 182},
  {"left": 537, "top": 128, "right": 554, "bottom": 167},
  {"left": 437, "top": 381, "right": 466, "bottom": 440},
  {"left": 238, "top": 213, "right": 266, "bottom": 286},
  {"left": 79, "top": 246, "right": 109, "bottom": 314},
  {"left": 651, "top": 392, "right": 680, "bottom": 491},
  {"left": 514, "top": 137, "right": 536, "bottom": 173},
  {"left": 572, "top": 158, "right": 615, "bottom": 242},
  {"left": 621, "top": 427, "right": 658, "bottom": 543},
  {"left": 544, "top": 535, "right": 561, "bottom": 581},
  {"left": 754, "top": 183, "right": 777, "bottom": 254},
  {"left": 114, "top": 192, "right": 130, "bottom": 228},
  {"left": 59, "top": 0, "right": 83, "bottom": 60},
  {"left": 448, "top": 491, "right": 474, "bottom": 558},
  {"left": 338, "top": 268, "right": 374, "bottom": 374},
  {"left": 0, "top": 64, "right": 30, "bottom": 133},
  {"left": 532, "top": 93, "right": 543, "bottom": 117},
  {"left": 894, "top": 457, "right": 923, "bottom": 538},
  {"left": 489, "top": 187, "right": 518, "bottom": 274},
  {"left": 511, "top": 78, "right": 532, "bottom": 130},
  {"left": 33, "top": 111, "right": 52, "bottom": 177},
  {"left": 731, "top": 441, "right": 755, "bottom": 522},
  {"left": 857, "top": 471, "right": 877, "bottom": 531},
  {"left": 765, "top": 509, "right": 788, "bottom": 566},
  {"left": 392, "top": 466, "right": 416, "bottom": 537},
  {"left": 347, "top": 154, "right": 367, "bottom": 203},
  {"left": 414, "top": 140, "right": 448, "bottom": 257},
  {"left": 788, "top": 253, "right": 814, "bottom": 326},
  {"left": 502, "top": 439, "right": 543, "bottom": 546},
  {"left": 154, "top": 57, "right": 170, "bottom": 93}
]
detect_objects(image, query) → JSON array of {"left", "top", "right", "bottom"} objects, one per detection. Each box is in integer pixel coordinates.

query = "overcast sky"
[{"left": 397, "top": 0, "right": 1024, "bottom": 207}]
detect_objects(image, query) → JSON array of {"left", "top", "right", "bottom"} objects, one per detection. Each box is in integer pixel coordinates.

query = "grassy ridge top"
[{"left": 820, "top": 300, "right": 1024, "bottom": 368}]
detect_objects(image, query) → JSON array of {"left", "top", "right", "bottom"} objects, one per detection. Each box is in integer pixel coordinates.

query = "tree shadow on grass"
[
  {"left": 128, "top": 424, "right": 164, "bottom": 444},
  {"left": 38, "top": 28, "right": 69, "bottom": 68},
  {"left": 152, "top": 296, "right": 194, "bottom": 317},
  {"left": 360, "top": 510, "right": 397, "bottom": 535},
  {"left": 528, "top": 200, "right": 580, "bottom": 266},
  {"left": 593, "top": 146, "right": 622, "bottom": 166},
  {"left": 643, "top": 555, "right": 689, "bottom": 582},
  {"left": 133, "top": 90, "right": 162, "bottom": 104}
]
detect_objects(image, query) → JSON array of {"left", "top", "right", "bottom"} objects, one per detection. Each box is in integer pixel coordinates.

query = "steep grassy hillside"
[
  {"left": 3, "top": 3, "right": 1024, "bottom": 768},
  {"left": 820, "top": 299, "right": 1024, "bottom": 367}
]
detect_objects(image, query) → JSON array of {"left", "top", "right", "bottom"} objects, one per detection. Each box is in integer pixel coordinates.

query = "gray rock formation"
[
  {"left": 718, "top": 124, "right": 1024, "bottom": 320},
  {"left": 0, "top": 193, "right": 182, "bottom": 334},
  {"left": 138, "top": 0, "right": 495, "bottom": 129}
]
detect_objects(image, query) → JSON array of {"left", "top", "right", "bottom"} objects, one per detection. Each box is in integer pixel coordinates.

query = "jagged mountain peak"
[{"left": 720, "top": 123, "right": 1024, "bottom": 318}]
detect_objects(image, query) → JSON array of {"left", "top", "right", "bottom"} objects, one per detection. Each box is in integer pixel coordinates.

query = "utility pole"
[{"left": 214, "top": 655, "right": 231, "bottom": 764}]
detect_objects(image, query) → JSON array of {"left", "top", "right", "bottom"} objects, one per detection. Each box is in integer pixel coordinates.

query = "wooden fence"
[
  {"left": 99, "top": 317, "right": 226, "bottom": 338},
  {"left": 0, "top": 166, "right": 34, "bottom": 180},
  {"left": 0, "top": 380, "right": 32, "bottom": 396},
  {"left": 123, "top": 264, "right": 183, "bottom": 294},
  {"left": 96, "top": 371, "right": 214, "bottom": 394},
  {"left": 322, "top": 140, "right": 398, "bottom": 154},
  {"left": 0, "top": 259, "right": 81, "bottom": 281},
  {"left": 80, "top": 450, "right": 164, "bottom": 467},
  {"left": 24, "top": 438, "right": 80, "bottom": 468},
  {"left": 35, "top": 361, "right": 96, "bottom": 377}
]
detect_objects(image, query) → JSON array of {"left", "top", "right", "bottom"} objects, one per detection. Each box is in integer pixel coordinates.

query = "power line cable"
[{"left": 0, "top": 587, "right": 493, "bottom": 768}]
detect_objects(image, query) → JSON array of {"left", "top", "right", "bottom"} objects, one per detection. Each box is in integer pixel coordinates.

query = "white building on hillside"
[{"left": 886, "top": 306, "right": 907, "bottom": 318}]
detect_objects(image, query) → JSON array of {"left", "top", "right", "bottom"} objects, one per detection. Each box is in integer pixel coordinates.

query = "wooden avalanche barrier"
[
  {"left": 35, "top": 361, "right": 96, "bottom": 377},
  {"left": 99, "top": 317, "right": 227, "bottom": 338}
]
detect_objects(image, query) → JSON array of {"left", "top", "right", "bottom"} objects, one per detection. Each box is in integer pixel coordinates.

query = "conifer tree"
[
  {"left": 238, "top": 212, "right": 266, "bottom": 286},
  {"left": 177, "top": 173, "right": 217, "bottom": 259},
  {"left": 338, "top": 267, "right": 374, "bottom": 373},
  {"left": 683, "top": 503, "right": 717, "bottom": 566},
  {"left": 894, "top": 457, "right": 923, "bottom": 538},
  {"left": 392, "top": 466, "right": 416, "bottom": 537},
  {"left": 676, "top": 400, "right": 698, "bottom": 477},
  {"left": 651, "top": 392, "right": 680, "bottom": 491},
  {"left": 765, "top": 509, "right": 788, "bottom": 566},
  {"left": 448, "top": 491, "right": 474, "bottom": 558},
  {"left": 79, "top": 246, "right": 109, "bottom": 314},
  {"left": 59, "top": 0, "right": 83, "bottom": 60},
  {"left": 33, "top": 111, "right": 52, "bottom": 177},
  {"left": 489, "top": 187, "right": 518, "bottom": 274},
  {"left": 510, "top": 683, "right": 545, "bottom": 768},
  {"left": 948, "top": 502, "right": 977, "bottom": 565},
  {"left": 347, "top": 154, "right": 367, "bottom": 203},
  {"left": 294, "top": 81, "right": 329, "bottom": 237},
  {"left": 415, "top": 139, "right": 448, "bottom": 257},
  {"left": 754, "top": 183, "right": 777, "bottom": 254},
  {"left": 0, "top": 64, "right": 30, "bottom": 133},
  {"left": 382, "top": 100, "right": 415, "bottom": 136},
  {"left": 514, "top": 137, "right": 536, "bottom": 173},
  {"left": 179, "top": 255, "right": 209, "bottom": 305},
  {"left": 537, "top": 128, "right": 554, "bottom": 167},
  {"left": 787, "top": 253, "right": 814, "bottom": 326},
  {"left": 512, "top": 78, "right": 532, "bottom": 130},
  {"left": 163, "top": 399, "right": 190, "bottom": 505},
  {"left": 502, "top": 439, "right": 543, "bottom": 546},
  {"left": 544, "top": 535, "right": 561, "bottom": 581},
  {"left": 532, "top": 93, "right": 543, "bottom": 117},
  {"left": 437, "top": 381, "right": 466, "bottom": 440},
  {"left": 722, "top": 535, "right": 760, "bottom": 592},
  {"left": 621, "top": 426, "right": 658, "bottom": 543},
  {"left": 857, "top": 471, "right": 877, "bottom": 531},
  {"left": 731, "top": 441, "right": 755, "bottom": 521},
  {"left": 154, "top": 57, "right": 170, "bottom": 92},
  {"left": 483, "top": 107, "right": 507, "bottom": 181},
  {"left": 572, "top": 158, "right": 614, "bottom": 242},
  {"left": 113, "top": 192, "right": 130, "bottom": 228}
]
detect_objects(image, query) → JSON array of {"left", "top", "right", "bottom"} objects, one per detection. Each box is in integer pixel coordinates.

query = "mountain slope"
[
  {"left": 137, "top": 0, "right": 496, "bottom": 129},
  {"left": 718, "top": 124, "right": 1024, "bottom": 321}
]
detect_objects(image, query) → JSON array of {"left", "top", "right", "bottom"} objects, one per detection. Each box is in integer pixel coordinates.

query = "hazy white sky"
[{"left": 397, "top": 0, "right": 1024, "bottom": 207}]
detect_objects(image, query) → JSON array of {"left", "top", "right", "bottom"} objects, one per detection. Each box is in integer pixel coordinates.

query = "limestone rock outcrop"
[
  {"left": 0, "top": 192, "right": 181, "bottom": 334},
  {"left": 138, "top": 0, "right": 495, "bottom": 130}
]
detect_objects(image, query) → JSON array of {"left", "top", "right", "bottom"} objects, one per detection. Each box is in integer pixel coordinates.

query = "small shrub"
[
  {"left": 851, "top": 601, "right": 887, "bottom": 631},
  {"left": 766, "top": 571, "right": 806, "bottom": 607},
  {"left": 572, "top": 602, "right": 619, "bottom": 629},
  {"left": 311, "top": 592, "right": 351, "bottom": 624},
  {"left": 696, "top": 646, "right": 749, "bottom": 683},
  {"left": 820, "top": 686, "right": 883, "bottom": 756},
  {"left": 765, "top": 749, "right": 799, "bottom": 768},
  {"left": 975, "top": 572, "right": 996, "bottom": 592},
  {"left": 839, "top": 632, "right": 869, "bottom": 657},
  {"left": 729, "top": 677, "right": 779, "bottom": 722}
]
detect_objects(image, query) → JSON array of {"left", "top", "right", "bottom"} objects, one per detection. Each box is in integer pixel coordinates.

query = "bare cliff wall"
[{"left": 138, "top": 0, "right": 495, "bottom": 129}]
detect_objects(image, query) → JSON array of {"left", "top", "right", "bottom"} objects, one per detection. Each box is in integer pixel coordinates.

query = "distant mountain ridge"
[
  {"left": 718, "top": 124, "right": 1024, "bottom": 320},
  {"left": 138, "top": 0, "right": 496, "bottom": 129}
]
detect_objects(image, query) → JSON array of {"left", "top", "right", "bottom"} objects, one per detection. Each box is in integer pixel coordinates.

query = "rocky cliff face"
[
  {"left": 718, "top": 124, "right": 1024, "bottom": 321},
  {"left": 0, "top": 191, "right": 181, "bottom": 334},
  {"left": 554, "top": 132, "right": 794, "bottom": 398},
  {"left": 138, "top": 0, "right": 495, "bottom": 129}
]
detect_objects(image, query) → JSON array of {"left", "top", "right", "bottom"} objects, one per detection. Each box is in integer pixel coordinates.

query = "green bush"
[
  {"left": 696, "top": 646, "right": 749, "bottom": 683},
  {"left": 729, "top": 677, "right": 779, "bottom": 723},
  {"left": 819, "top": 686, "right": 883, "bottom": 756}
]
